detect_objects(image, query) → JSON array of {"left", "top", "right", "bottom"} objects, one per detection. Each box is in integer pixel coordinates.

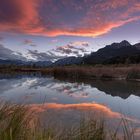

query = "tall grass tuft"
[
  {"left": 0, "top": 103, "right": 138, "bottom": 140},
  {"left": 0, "top": 103, "right": 36, "bottom": 140}
]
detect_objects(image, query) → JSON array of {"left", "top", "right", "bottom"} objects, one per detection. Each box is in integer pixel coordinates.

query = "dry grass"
[
  {"left": 0, "top": 103, "right": 138, "bottom": 140},
  {"left": 1, "top": 64, "right": 140, "bottom": 81},
  {"left": 41, "top": 65, "right": 140, "bottom": 81}
]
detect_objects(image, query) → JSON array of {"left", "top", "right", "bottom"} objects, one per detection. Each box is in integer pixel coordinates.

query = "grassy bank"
[
  {"left": 0, "top": 65, "right": 140, "bottom": 81},
  {"left": 0, "top": 103, "right": 138, "bottom": 140},
  {"left": 41, "top": 65, "right": 140, "bottom": 81}
]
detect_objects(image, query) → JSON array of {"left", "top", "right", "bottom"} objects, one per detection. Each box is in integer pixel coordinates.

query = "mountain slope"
[
  {"left": 53, "top": 57, "right": 83, "bottom": 66},
  {"left": 83, "top": 40, "right": 140, "bottom": 64},
  {"left": 0, "top": 60, "right": 53, "bottom": 67},
  {"left": 0, "top": 40, "right": 139, "bottom": 67}
]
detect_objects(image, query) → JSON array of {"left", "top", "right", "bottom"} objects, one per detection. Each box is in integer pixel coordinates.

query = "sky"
[{"left": 0, "top": 0, "right": 140, "bottom": 61}]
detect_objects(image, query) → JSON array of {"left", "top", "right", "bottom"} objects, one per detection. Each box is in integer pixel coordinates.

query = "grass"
[
  {"left": 41, "top": 65, "right": 140, "bottom": 81},
  {"left": 127, "top": 69, "right": 140, "bottom": 81},
  {"left": 0, "top": 64, "right": 140, "bottom": 81},
  {"left": 0, "top": 103, "right": 34, "bottom": 140},
  {"left": 0, "top": 103, "right": 138, "bottom": 140}
]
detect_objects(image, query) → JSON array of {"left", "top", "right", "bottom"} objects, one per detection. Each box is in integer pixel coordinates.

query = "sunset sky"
[{"left": 0, "top": 0, "right": 140, "bottom": 61}]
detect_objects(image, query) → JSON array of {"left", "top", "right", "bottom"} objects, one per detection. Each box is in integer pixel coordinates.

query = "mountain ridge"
[
  {"left": 83, "top": 40, "right": 140, "bottom": 65},
  {"left": 0, "top": 40, "right": 140, "bottom": 67}
]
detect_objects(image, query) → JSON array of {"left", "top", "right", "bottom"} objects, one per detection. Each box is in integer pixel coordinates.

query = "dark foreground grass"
[{"left": 0, "top": 103, "right": 137, "bottom": 140}]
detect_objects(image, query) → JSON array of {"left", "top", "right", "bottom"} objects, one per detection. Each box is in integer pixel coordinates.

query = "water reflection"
[
  {"left": 28, "top": 102, "right": 140, "bottom": 139},
  {"left": 0, "top": 74, "right": 140, "bottom": 138},
  {"left": 54, "top": 77, "right": 140, "bottom": 99},
  {"left": 1, "top": 76, "right": 140, "bottom": 99},
  {"left": 29, "top": 102, "right": 139, "bottom": 122}
]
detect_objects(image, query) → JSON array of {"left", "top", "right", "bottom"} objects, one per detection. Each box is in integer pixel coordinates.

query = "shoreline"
[
  {"left": 41, "top": 65, "right": 140, "bottom": 82},
  {"left": 0, "top": 65, "right": 140, "bottom": 81}
]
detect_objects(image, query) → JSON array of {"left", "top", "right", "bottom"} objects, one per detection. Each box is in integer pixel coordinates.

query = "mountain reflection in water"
[{"left": 0, "top": 74, "right": 140, "bottom": 139}]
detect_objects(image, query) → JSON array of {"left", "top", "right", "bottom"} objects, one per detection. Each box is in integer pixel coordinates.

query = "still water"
[{"left": 0, "top": 74, "right": 140, "bottom": 137}]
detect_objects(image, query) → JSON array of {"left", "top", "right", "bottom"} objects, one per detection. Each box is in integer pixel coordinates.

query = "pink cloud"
[
  {"left": 0, "top": 0, "right": 140, "bottom": 37},
  {"left": 28, "top": 102, "right": 140, "bottom": 124},
  {"left": 0, "top": 0, "right": 39, "bottom": 32}
]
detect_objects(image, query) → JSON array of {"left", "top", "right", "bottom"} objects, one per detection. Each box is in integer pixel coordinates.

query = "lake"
[{"left": 0, "top": 74, "right": 140, "bottom": 138}]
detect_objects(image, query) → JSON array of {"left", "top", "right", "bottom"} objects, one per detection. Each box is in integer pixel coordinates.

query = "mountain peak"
[
  {"left": 134, "top": 43, "right": 140, "bottom": 50},
  {"left": 120, "top": 40, "right": 131, "bottom": 46},
  {"left": 107, "top": 40, "right": 131, "bottom": 48}
]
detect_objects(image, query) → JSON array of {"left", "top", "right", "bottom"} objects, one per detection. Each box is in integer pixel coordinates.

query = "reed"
[
  {"left": 0, "top": 103, "right": 137, "bottom": 140},
  {"left": 41, "top": 65, "right": 140, "bottom": 81}
]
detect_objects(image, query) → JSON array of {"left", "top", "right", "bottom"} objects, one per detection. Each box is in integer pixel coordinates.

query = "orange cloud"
[
  {"left": 29, "top": 103, "right": 120, "bottom": 118},
  {"left": 0, "top": 0, "right": 140, "bottom": 37},
  {"left": 34, "top": 17, "right": 140, "bottom": 37},
  {"left": 0, "top": 0, "right": 39, "bottom": 32},
  {"left": 28, "top": 102, "right": 140, "bottom": 125}
]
